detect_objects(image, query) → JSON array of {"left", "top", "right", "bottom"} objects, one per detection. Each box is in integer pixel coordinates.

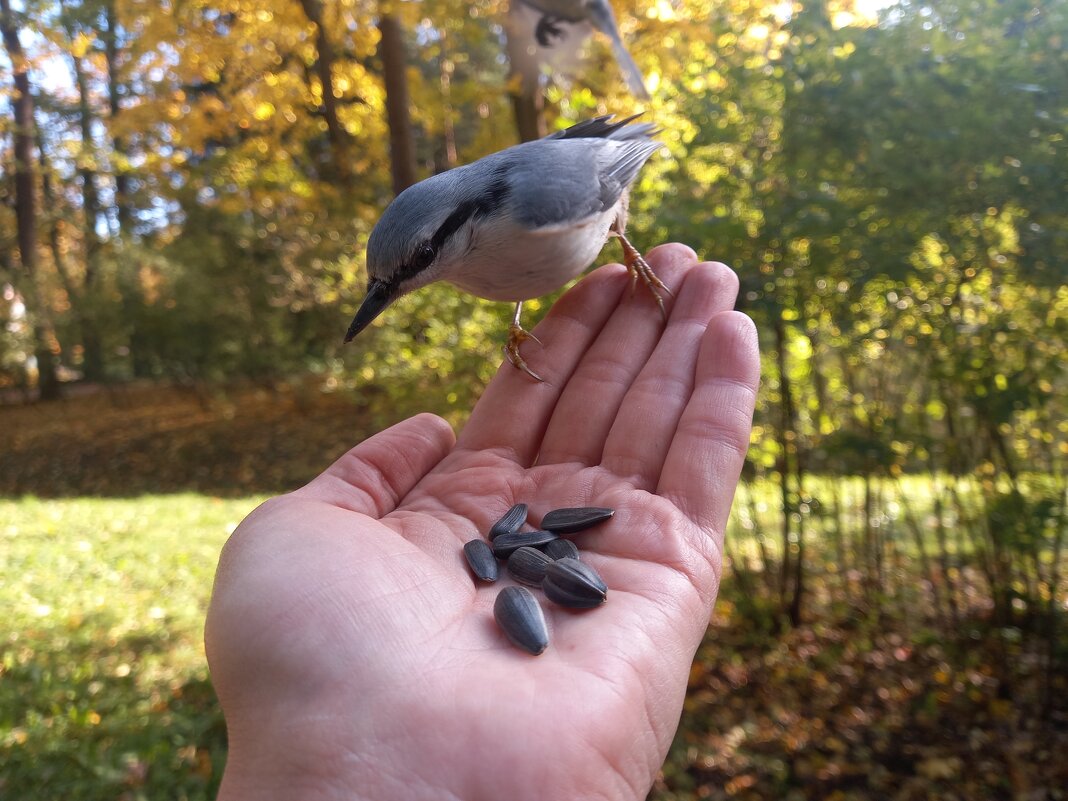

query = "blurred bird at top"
[{"left": 509, "top": 0, "right": 651, "bottom": 101}]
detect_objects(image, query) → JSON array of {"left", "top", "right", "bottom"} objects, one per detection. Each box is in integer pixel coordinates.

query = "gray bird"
[
  {"left": 344, "top": 115, "right": 668, "bottom": 380},
  {"left": 517, "top": 0, "right": 651, "bottom": 101}
]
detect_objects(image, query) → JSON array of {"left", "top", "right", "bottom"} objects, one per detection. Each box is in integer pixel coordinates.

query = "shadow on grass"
[{"left": 1, "top": 611, "right": 226, "bottom": 801}]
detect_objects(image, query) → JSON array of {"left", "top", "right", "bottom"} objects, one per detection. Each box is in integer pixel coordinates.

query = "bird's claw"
[
  {"left": 504, "top": 323, "right": 544, "bottom": 382},
  {"left": 535, "top": 15, "right": 565, "bottom": 47},
  {"left": 620, "top": 237, "right": 672, "bottom": 321}
]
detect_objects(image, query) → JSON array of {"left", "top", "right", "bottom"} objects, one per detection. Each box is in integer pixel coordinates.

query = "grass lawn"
[{"left": 0, "top": 494, "right": 263, "bottom": 800}]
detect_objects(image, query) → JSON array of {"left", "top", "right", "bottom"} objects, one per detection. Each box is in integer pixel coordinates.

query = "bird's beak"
[{"left": 344, "top": 279, "right": 395, "bottom": 343}]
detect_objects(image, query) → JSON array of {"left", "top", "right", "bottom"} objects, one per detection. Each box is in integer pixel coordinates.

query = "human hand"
[{"left": 205, "top": 244, "right": 760, "bottom": 801}]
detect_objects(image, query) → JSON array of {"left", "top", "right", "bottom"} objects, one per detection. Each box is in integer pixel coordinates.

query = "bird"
[
  {"left": 343, "top": 114, "right": 668, "bottom": 381},
  {"left": 515, "top": 0, "right": 651, "bottom": 101}
]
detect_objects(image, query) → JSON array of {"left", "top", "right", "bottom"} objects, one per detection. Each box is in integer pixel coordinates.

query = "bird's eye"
[{"left": 411, "top": 243, "right": 436, "bottom": 271}]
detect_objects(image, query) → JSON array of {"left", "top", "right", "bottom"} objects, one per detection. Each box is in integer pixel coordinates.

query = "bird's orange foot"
[
  {"left": 504, "top": 323, "right": 544, "bottom": 382},
  {"left": 619, "top": 234, "right": 672, "bottom": 321}
]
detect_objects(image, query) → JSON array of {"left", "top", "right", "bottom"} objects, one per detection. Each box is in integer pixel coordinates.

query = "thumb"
[{"left": 299, "top": 413, "right": 456, "bottom": 516}]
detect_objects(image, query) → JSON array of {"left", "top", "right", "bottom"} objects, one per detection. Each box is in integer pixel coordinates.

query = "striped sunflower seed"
[
  {"left": 540, "top": 507, "right": 615, "bottom": 534},
  {"left": 494, "top": 586, "right": 549, "bottom": 655},
  {"left": 542, "top": 557, "right": 607, "bottom": 609},
  {"left": 463, "top": 539, "right": 499, "bottom": 582},
  {"left": 489, "top": 503, "right": 528, "bottom": 540},
  {"left": 541, "top": 538, "right": 580, "bottom": 561},
  {"left": 506, "top": 546, "right": 553, "bottom": 586},
  {"left": 491, "top": 529, "right": 558, "bottom": 559}
]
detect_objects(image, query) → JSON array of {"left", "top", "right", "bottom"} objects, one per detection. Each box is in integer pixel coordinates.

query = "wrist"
[{"left": 215, "top": 705, "right": 456, "bottom": 801}]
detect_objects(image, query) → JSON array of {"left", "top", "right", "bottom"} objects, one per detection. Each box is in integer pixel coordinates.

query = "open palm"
[{"left": 205, "top": 245, "right": 760, "bottom": 801}]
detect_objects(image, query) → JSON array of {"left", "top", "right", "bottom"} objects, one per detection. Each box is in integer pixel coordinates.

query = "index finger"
[
  {"left": 657, "top": 311, "right": 760, "bottom": 536},
  {"left": 456, "top": 263, "right": 629, "bottom": 464}
]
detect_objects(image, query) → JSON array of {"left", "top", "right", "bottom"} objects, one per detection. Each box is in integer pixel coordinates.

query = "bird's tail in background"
[
  {"left": 584, "top": 0, "right": 651, "bottom": 101},
  {"left": 608, "top": 34, "right": 651, "bottom": 101}
]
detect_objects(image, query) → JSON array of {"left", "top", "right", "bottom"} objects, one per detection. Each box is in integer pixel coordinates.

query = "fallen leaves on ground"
[{"left": 0, "top": 379, "right": 375, "bottom": 497}]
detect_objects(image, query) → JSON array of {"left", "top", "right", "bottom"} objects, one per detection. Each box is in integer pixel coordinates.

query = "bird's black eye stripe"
[
  {"left": 392, "top": 242, "right": 435, "bottom": 285},
  {"left": 394, "top": 167, "right": 511, "bottom": 286},
  {"left": 429, "top": 168, "right": 511, "bottom": 253}
]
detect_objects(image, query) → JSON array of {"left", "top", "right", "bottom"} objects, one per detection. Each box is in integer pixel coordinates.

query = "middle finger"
[{"left": 535, "top": 244, "right": 697, "bottom": 467}]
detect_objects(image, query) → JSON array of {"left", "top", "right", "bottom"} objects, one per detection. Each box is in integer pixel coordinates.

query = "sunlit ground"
[{"left": 0, "top": 495, "right": 262, "bottom": 799}]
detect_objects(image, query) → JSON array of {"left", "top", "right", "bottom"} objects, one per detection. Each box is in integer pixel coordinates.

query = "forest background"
[{"left": 1, "top": 0, "right": 1066, "bottom": 798}]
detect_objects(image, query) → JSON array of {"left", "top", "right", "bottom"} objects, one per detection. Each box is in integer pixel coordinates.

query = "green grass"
[{"left": 0, "top": 494, "right": 264, "bottom": 801}]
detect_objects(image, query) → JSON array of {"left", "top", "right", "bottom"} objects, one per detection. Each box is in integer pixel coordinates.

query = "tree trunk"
[
  {"left": 773, "top": 313, "right": 803, "bottom": 625},
  {"left": 932, "top": 486, "right": 960, "bottom": 628},
  {"left": 743, "top": 481, "right": 774, "bottom": 591},
  {"left": 437, "top": 26, "right": 457, "bottom": 170},
  {"left": 504, "top": 11, "right": 544, "bottom": 143},
  {"left": 104, "top": 1, "right": 131, "bottom": 234},
  {"left": 377, "top": 11, "right": 417, "bottom": 194},
  {"left": 36, "top": 130, "right": 80, "bottom": 321},
  {"left": 510, "top": 91, "right": 544, "bottom": 143},
  {"left": 828, "top": 478, "right": 850, "bottom": 597},
  {"left": 71, "top": 47, "right": 107, "bottom": 381},
  {"left": 104, "top": 0, "right": 151, "bottom": 377},
  {"left": 863, "top": 472, "right": 876, "bottom": 585},
  {"left": 1041, "top": 483, "right": 1066, "bottom": 722},
  {"left": 297, "top": 0, "right": 352, "bottom": 187},
  {"left": 896, "top": 477, "right": 943, "bottom": 626},
  {"left": 2, "top": 0, "right": 61, "bottom": 400},
  {"left": 807, "top": 328, "right": 832, "bottom": 436}
]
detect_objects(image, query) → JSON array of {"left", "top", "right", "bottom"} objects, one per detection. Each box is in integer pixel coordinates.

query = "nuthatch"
[
  {"left": 344, "top": 115, "right": 667, "bottom": 380},
  {"left": 517, "top": 0, "right": 650, "bottom": 100}
]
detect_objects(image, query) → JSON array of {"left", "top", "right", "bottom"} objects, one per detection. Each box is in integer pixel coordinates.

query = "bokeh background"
[{"left": 1, "top": 0, "right": 1066, "bottom": 798}]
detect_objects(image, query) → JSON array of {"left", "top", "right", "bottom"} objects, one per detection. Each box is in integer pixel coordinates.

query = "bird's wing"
[
  {"left": 506, "top": 138, "right": 661, "bottom": 229},
  {"left": 601, "top": 139, "right": 662, "bottom": 192}
]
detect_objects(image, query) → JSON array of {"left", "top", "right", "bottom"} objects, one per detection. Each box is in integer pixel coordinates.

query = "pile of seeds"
[{"left": 462, "top": 504, "right": 614, "bottom": 655}]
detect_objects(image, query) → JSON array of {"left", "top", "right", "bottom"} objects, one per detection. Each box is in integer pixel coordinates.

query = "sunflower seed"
[
  {"left": 541, "top": 538, "right": 580, "bottom": 561},
  {"left": 489, "top": 503, "right": 528, "bottom": 540},
  {"left": 463, "top": 539, "right": 499, "bottom": 582},
  {"left": 540, "top": 507, "right": 615, "bottom": 534},
  {"left": 543, "top": 557, "right": 608, "bottom": 609},
  {"left": 491, "top": 529, "right": 558, "bottom": 559},
  {"left": 506, "top": 546, "right": 553, "bottom": 586},
  {"left": 494, "top": 586, "right": 549, "bottom": 655}
]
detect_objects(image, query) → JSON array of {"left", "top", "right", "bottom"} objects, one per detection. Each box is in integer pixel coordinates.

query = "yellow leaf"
[
  {"left": 918, "top": 757, "right": 962, "bottom": 780},
  {"left": 71, "top": 32, "right": 93, "bottom": 59}
]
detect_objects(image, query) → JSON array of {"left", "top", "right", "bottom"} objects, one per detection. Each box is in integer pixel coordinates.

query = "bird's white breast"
[{"left": 444, "top": 203, "right": 621, "bottom": 302}]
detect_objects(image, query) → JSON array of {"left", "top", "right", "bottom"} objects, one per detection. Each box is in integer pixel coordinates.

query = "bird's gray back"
[{"left": 493, "top": 136, "right": 660, "bottom": 229}]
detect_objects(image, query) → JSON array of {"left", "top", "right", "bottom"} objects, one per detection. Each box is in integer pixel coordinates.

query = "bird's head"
[{"left": 343, "top": 163, "right": 508, "bottom": 343}]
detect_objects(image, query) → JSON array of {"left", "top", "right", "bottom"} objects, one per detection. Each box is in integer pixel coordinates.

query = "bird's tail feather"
[
  {"left": 609, "top": 36, "right": 650, "bottom": 101},
  {"left": 585, "top": 0, "right": 650, "bottom": 101}
]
